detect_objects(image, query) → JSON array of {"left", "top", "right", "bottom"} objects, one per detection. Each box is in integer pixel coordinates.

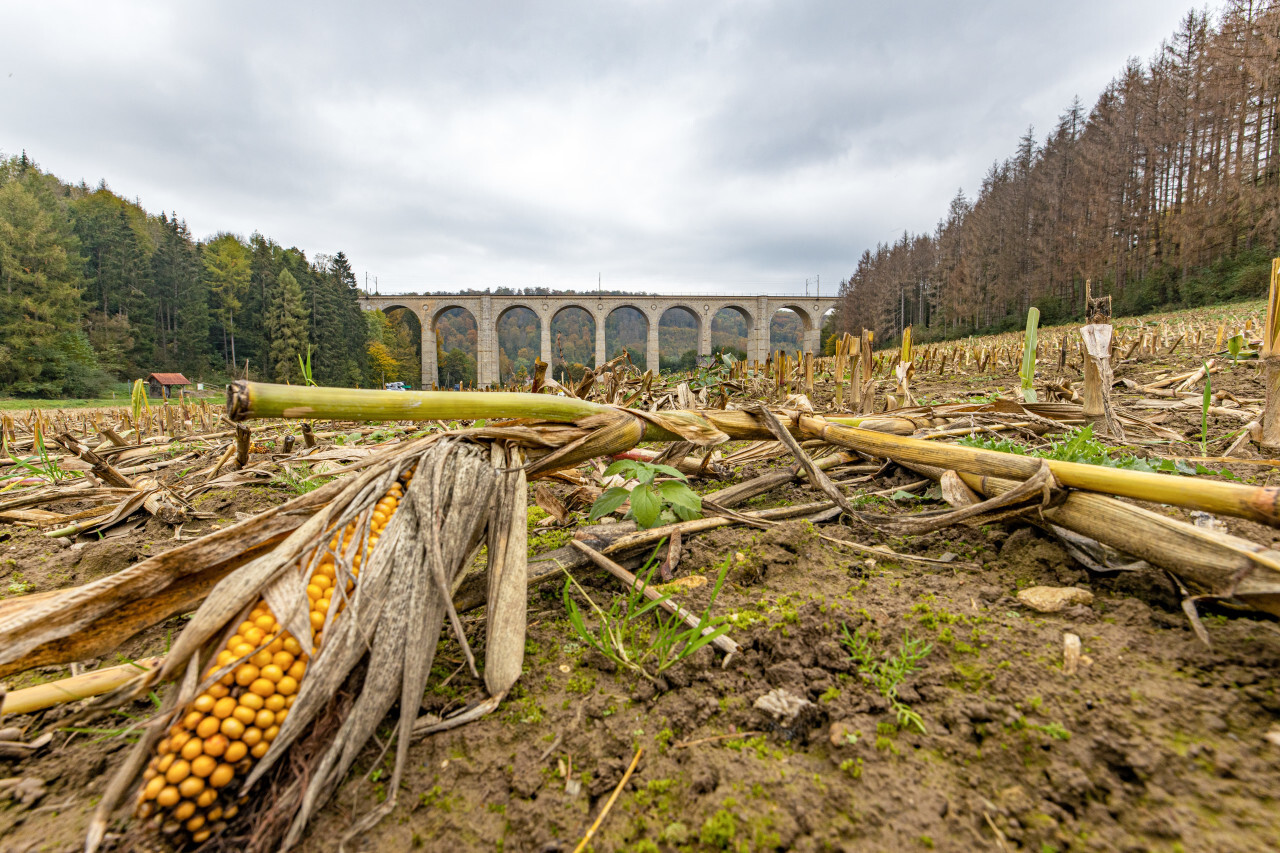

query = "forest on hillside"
[
  {"left": 0, "top": 157, "right": 809, "bottom": 395},
  {"left": 0, "top": 154, "right": 370, "bottom": 396},
  {"left": 840, "top": 3, "right": 1280, "bottom": 345}
]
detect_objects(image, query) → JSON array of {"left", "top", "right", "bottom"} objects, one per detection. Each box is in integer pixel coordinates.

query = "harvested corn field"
[{"left": 2, "top": 301, "right": 1280, "bottom": 852}]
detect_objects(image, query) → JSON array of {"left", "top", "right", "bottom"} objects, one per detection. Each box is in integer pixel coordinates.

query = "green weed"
[
  {"left": 562, "top": 547, "right": 731, "bottom": 683},
  {"left": 959, "top": 424, "right": 1236, "bottom": 478},
  {"left": 841, "top": 624, "right": 932, "bottom": 734},
  {"left": 589, "top": 459, "right": 701, "bottom": 529}
]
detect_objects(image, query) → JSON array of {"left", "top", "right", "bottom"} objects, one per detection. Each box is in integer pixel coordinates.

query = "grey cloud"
[{"left": 1, "top": 0, "right": 1197, "bottom": 295}]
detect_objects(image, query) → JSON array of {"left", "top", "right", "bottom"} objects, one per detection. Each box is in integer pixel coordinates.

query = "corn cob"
[{"left": 132, "top": 471, "right": 411, "bottom": 845}]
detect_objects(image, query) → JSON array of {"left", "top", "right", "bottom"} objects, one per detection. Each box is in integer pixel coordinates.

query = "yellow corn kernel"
[
  {"left": 178, "top": 776, "right": 204, "bottom": 800},
  {"left": 202, "top": 734, "right": 228, "bottom": 758},
  {"left": 190, "top": 755, "right": 217, "bottom": 778}
]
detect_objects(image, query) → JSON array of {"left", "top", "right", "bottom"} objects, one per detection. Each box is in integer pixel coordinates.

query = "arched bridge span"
[{"left": 359, "top": 292, "right": 839, "bottom": 388}]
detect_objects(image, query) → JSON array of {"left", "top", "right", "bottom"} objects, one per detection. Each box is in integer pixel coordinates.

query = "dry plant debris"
[{"left": 1, "top": 303, "right": 1280, "bottom": 851}]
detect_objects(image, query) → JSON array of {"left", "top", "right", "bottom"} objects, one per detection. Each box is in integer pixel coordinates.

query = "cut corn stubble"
[{"left": 132, "top": 470, "right": 414, "bottom": 845}]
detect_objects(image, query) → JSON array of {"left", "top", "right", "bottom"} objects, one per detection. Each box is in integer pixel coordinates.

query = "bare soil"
[{"left": 3, "top": 350, "right": 1280, "bottom": 852}]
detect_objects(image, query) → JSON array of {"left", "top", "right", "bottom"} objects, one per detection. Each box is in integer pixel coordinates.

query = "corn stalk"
[
  {"left": 1260, "top": 257, "right": 1280, "bottom": 448},
  {"left": 1020, "top": 307, "right": 1040, "bottom": 403},
  {"left": 230, "top": 382, "right": 1280, "bottom": 528}
]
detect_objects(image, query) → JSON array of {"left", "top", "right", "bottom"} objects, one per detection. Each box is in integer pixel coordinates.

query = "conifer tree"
[
  {"left": 267, "top": 268, "right": 308, "bottom": 383},
  {"left": 0, "top": 178, "right": 94, "bottom": 395},
  {"left": 151, "top": 213, "right": 211, "bottom": 376}
]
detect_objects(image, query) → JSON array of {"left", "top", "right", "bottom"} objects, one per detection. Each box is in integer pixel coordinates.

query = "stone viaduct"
[{"left": 358, "top": 292, "right": 840, "bottom": 388}]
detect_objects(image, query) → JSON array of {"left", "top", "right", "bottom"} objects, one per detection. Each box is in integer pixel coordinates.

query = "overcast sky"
[{"left": 3, "top": 1, "right": 1200, "bottom": 297}]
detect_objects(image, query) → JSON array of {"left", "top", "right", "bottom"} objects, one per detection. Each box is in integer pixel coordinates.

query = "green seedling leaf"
[
  {"left": 658, "top": 480, "right": 702, "bottom": 513},
  {"left": 589, "top": 486, "right": 631, "bottom": 521},
  {"left": 630, "top": 483, "right": 662, "bottom": 529}
]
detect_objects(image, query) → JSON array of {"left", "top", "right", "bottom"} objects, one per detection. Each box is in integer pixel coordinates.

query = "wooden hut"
[{"left": 146, "top": 372, "right": 190, "bottom": 400}]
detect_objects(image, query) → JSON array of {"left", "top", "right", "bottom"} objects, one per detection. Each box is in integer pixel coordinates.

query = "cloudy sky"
[{"left": 3, "top": 1, "right": 1198, "bottom": 297}]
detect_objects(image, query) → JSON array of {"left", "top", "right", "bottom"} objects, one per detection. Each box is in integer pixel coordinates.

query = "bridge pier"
[
  {"left": 422, "top": 317, "right": 436, "bottom": 389},
  {"left": 645, "top": 316, "right": 660, "bottom": 374},
  {"left": 540, "top": 316, "right": 553, "bottom": 368},
  {"left": 594, "top": 313, "right": 606, "bottom": 367}
]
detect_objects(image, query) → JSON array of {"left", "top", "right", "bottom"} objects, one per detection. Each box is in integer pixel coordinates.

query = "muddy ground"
[{"left": 3, "top": 347, "right": 1280, "bottom": 852}]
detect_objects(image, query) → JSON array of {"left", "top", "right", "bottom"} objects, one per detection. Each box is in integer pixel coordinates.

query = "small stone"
[
  {"left": 1190, "top": 511, "right": 1227, "bottom": 533},
  {"left": 0, "top": 777, "right": 46, "bottom": 808},
  {"left": 1202, "top": 713, "right": 1229, "bottom": 734},
  {"left": 829, "top": 721, "right": 856, "bottom": 747},
  {"left": 1017, "top": 586, "right": 1093, "bottom": 613},
  {"left": 1263, "top": 727, "right": 1280, "bottom": 747},
  {"left": 657, "top": 575, "right": 707, "bottom": 595},
  {"left": 1063, "top": 633, "right": 1082, "bottom": 676},
  {"left": 753, "top": 687, "right": 813, "bottom": 725}
]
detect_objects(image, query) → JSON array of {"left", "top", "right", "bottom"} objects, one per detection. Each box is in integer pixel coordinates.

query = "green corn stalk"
[
  {"left": 130, "top": 379, "right": 149, "bottom": 441},
  {"left": 1227, "top": 332, "right": 1244, "bottom": 366},
  {"left": 1020, "top": 307, "right": 1040, "bottom": 403},
  {"left": 297, "top": 345, "right": 318, "bottom": 387}
]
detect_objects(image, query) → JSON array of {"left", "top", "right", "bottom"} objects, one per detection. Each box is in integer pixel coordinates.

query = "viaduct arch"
[{"left": 359, "top": 293, "right": 839, "bottom": 388}]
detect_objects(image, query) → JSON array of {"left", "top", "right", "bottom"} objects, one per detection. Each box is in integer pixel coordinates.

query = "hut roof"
[{"left": 147, "top": 373, "right": 190, "bottom": 385}]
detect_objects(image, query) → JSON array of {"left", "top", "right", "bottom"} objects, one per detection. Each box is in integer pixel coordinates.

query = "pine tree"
[
  {"left": 0, "top": 177, "right": 94, "bottom": 395},
  {"left": 308, "top": 251, "right": 367, "bottom": 386},
  {"left": 71, "top": 191, "right": 156, "bottom": 373},
  {"left": 151, "top": 214, "right": 211, "bottom": 376},
  {"left": 266, "top": 269, "right": 308, "bottom": 383}
]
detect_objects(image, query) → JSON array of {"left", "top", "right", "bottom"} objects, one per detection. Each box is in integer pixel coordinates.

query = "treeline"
[
  {"left": 0, "top": 153, "right": 372, "bottom": 396},
  {"left": 839, "top": 3, "right": 1280, "bottom": 344}
]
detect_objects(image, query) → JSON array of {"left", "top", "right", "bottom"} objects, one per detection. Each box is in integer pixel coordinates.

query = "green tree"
[
  {"left": 0, "top": 178, "right": 99, "bottom": 395},
  {"left": 440, "top": 347, "right": 476, "bottom": 387},
  {"left": 70, "top": 189, "right": 155, "bottom": 373},
  {"left": 266, "top": 269, "right": 308, "bottom": 383},
  {"left": 151, "top": 213, "right": 210, "bottom": 376},
  {"left": 307, "top": 251, "right": 367, "bottom": 386},
  {"left": 203, "top": 233, "right": 251, "bottom": 371}
]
